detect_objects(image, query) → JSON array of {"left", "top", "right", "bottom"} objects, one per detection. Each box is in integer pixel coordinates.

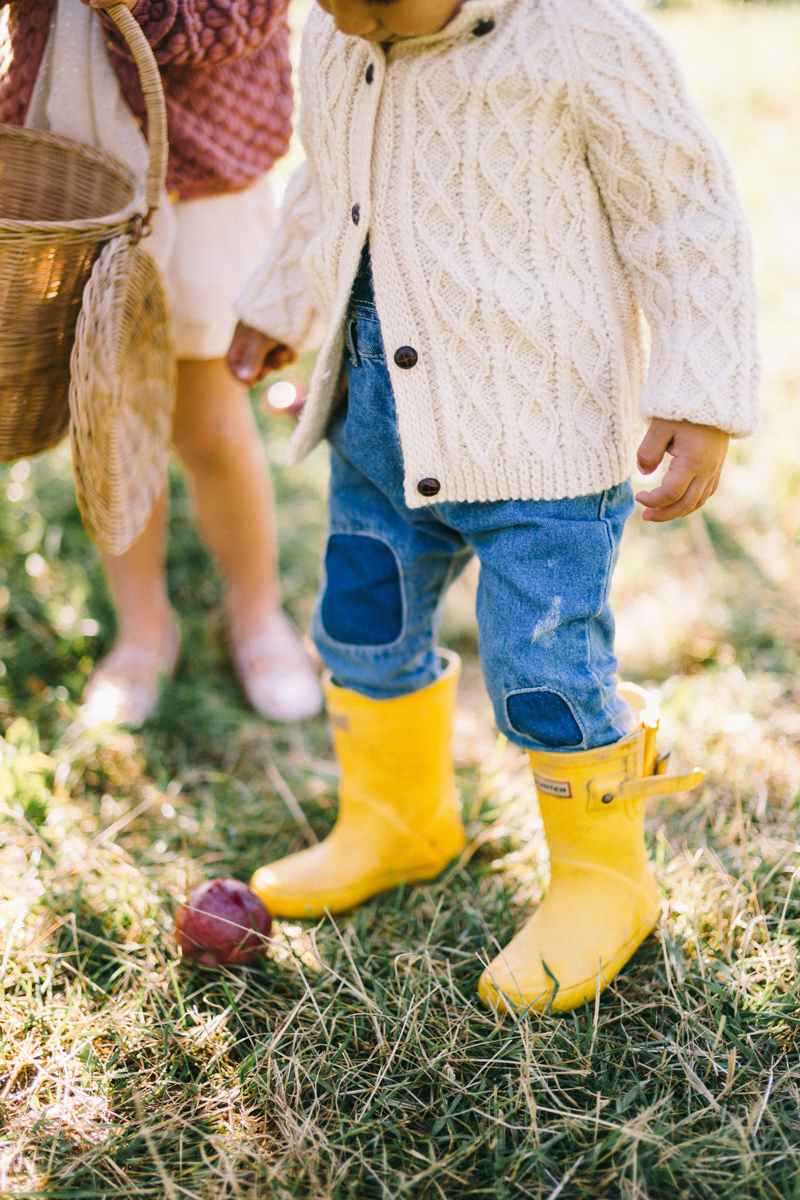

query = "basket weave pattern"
[
  {"left": 70, "top": 236, "right": 174, "bottom": 556},
  {"left": 0, "top": 129, "right": 139, "bottom": 460}
]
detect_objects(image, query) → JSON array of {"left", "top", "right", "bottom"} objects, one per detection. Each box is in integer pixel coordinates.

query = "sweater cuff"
[
  {"left": 640, "top": 316, "right": 762, "bottom": 438},
  {"left": 235, "top": 290, "right": 323, "bottom": 356},
  {"left": 639, "top": 380, "right": 761, "bottom": 439}
]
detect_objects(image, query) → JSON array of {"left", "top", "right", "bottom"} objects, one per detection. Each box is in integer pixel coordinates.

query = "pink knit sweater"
[{"left": 0, "top": 1, "right": 292, "bottom": 199}]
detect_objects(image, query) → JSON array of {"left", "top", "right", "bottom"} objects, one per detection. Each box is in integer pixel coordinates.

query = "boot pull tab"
[
  {"left": 588, "top": 767, "right": 706, "bottom": 813},
  {"left": 619, "top": 767, "right": 706, "bottom": 803}
]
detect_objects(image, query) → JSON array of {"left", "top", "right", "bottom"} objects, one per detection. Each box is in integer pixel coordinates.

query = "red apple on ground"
[{"left": 175, "top": 877, "right": 272, "bottom": 966}]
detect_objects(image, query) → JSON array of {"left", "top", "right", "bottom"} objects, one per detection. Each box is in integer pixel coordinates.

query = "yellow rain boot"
[
  {"left": 251, "top": 650, "right": 465, "bottom": 918},
  {"left": 478, "top": 684, "right": 705, "bottom": 1015}
]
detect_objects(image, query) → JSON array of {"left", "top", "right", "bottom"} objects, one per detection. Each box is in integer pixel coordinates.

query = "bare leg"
[
  {"left": 172, "top": 359, "right": 321, "bottom": 721},
  {"left": 80, "top": 490, "right": 180, "bottom": 726},
  {"left": 171, "top": 358, "right": 280, "bottom": 631},
  {"left": 100, "top": 488, "right": 172, "bottom": 651},
  {"left": 82, "top": 358, "right": 321, "bottom": 726}
]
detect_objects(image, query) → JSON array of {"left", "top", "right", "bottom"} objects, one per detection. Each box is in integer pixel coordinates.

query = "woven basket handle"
[{"left": 106, "top": 4, "right": 168, "bottom": 217}]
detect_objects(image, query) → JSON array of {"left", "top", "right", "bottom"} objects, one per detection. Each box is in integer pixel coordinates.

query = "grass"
[{"left": 2, "top": 0, "right": 800, "bottom": 1195}]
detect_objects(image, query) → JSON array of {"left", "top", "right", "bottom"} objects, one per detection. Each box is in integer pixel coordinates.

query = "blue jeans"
[{"left": 312, "top": 247, "right": 635, "bottom": 752}]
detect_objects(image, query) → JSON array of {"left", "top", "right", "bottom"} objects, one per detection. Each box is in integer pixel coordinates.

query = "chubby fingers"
[
  {"left": 227, "top": 322, "right": 297, "bottom": 386},
  {"left": 266, "top": 343, "right": 299, "bottom": 372},
  {"left": 634, "top": 419, "right": 728, "bottom": 523},
  {"left": 636, "top": 421, "right": 671, "bottom": 475},
  {"left": 227, "top": 323, "right": 270, "bottom": 385},
  {"left": 636, "top": 455, "right": 698, "bottom": 522},
  {"left": 636, "top": 459, "right": 721, "bottom": 522}
]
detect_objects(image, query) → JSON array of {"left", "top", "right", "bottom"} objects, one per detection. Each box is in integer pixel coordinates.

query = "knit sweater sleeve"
[
  {"left": 563, "top": 0, "right": 760, "bottom": 436},
  {"left": 235, "top": 154, "right": 324, "bottom": 350},
  {"left": 102, "top": 0, "right": 289, "bottom": 67},
  {"left": 234, "top": 19, "right": 323, "bottom": 349}
]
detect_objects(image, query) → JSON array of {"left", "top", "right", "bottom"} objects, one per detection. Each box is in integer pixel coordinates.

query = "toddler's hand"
[
  {"left": 635, "top": 419, "right": 728, "bottom": 523},
  {"left": 227, "top": 321, "right": 298, "bottom": 387}
]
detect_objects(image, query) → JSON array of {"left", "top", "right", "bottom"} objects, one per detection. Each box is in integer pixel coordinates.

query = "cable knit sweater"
[
  {"left": 237, "top": 0, "right": 760, "bottom": 508},
  {"left": 0, "top": 0, "right": 292, "bottom": 198}
]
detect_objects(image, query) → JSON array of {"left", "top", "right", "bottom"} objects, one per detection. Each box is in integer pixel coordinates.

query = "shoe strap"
[
  {"left": 234, "top": 630, "right": 286, "bottom": 665},
  {"left": 105, "top": 646, "right": 162, "bottom": 670},
  {"left": 232, "top": 621, "right": 307, "bottom": 672},
  {"left": 619, "top": 768, "right": 705, "bottom": 803},
  {"left": 100, "top": 618, "right": 180, "bottom": 677}
]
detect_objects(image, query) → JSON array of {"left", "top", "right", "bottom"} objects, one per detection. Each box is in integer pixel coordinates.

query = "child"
[
  {"left": 228, "top": 0, "right": 759, "bottom": 1013},
  {"left": 1, "top": 0, "right": 322, "bottom": 726}
]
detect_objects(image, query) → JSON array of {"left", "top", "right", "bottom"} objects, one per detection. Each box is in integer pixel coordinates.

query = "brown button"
[
  {"left": 394, "top": 346, "right": 418, "bottom": 369},
  {"left": 366, "top": 63, "right": 375, "bottom": 84},
  {"left": 417, "top": 478, "right": 441, "bottom": 497},
  {"left": 352, "top": 204, "right": 360, "bottom": 225},
  {"left": 472, "top": 18, "right": 495, "bottom": 36}
]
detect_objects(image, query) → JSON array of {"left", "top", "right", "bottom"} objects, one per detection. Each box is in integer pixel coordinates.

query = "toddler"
[{"left": 229, "top": 0, "right": 759, "bottom": 1013}]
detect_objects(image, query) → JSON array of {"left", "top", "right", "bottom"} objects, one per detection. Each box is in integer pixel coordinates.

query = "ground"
[{"left": 1, "top": 1, "right": 799, "bottom": 1196}]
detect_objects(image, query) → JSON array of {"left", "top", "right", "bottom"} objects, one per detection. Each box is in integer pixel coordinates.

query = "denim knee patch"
[
  {"left": 321, "top": 533, "right": 403, "bottom": 646},
  {"left": 506, "top": 689, "right": 583, "bottom": 748}
]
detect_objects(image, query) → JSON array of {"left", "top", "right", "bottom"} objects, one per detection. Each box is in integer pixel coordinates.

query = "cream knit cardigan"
[{"left": 237, "top": 0, "right": 760, "bottom": 508}]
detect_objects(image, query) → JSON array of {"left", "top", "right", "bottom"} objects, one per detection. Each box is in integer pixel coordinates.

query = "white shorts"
[{"left": 164, "top": 175, "right": 277, "bottom": 360}]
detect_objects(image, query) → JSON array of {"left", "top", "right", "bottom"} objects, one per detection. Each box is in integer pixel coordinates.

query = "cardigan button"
[
  {"left": 417, "top": 478, "right": 441, "bottom": 497},
  {"left": 366, "top": 63, "right": 375, "bottom": 84},
  {"left": 394, "top": 346, "right": 418, "bottom": 369},
  {"left": 352, "top": 204, "right": 360, "bottom": 225},
  {"left": 472, "top": 18, "right": 495, "bottom": 36}
]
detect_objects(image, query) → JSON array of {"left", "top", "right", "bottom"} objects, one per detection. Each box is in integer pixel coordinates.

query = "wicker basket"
[
  {"left": 70, "top": 232, "right": 175, "bottom": 556},
  {"left": 0, "top": 3, "right": 168, "bottom": 463}
]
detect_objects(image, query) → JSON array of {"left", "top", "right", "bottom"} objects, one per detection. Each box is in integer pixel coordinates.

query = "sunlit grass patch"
[{"left": 1, "top": 526, "right": 798, "bottom": 1197}]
